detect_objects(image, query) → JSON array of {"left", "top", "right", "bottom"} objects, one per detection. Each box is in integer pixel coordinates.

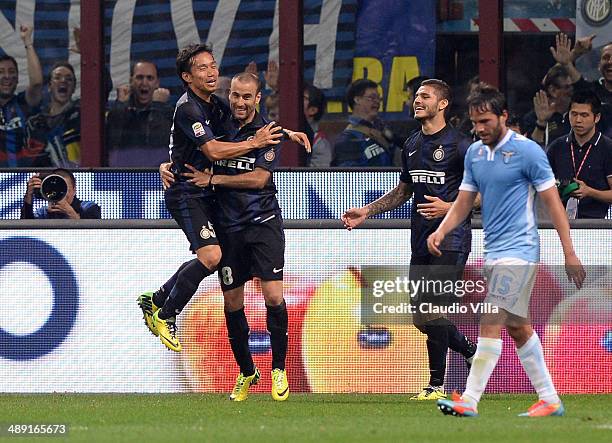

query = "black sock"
[
  {"left": 266, "top": 300, "right": 288, "bottom": 371},
  {"left": 447, "top": 323, "right": 477, "bottom": 359},
  {"left": 225, "top": 308, "right": 255, "bottom": 376},
  {"left": 159, "top": 260, "right": 212, "bottom": 319},
  {"left": 424, "top": 323, "right": 449, "bottom": 387},
  {"left": 154, "top": 260, "right": 192, "bottom": 307}
]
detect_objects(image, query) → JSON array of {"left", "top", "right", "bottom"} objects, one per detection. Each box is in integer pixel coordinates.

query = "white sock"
[
  {"left": 463, "top": 337, "right": 503, "bottom": 408},
  {"left": 516, "top": 331, "right": 560, "bottom": 404}
]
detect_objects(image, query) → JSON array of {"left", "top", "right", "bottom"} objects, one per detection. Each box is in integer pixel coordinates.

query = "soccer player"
[
  {"left": 138, "top": 43, "right": 285, "bottom": 352},
  {"left": 342, "top": 79, "right": 477, "bottom": 400},
  {"left": 182, "top": 72, "right": 289, "bottom": 402},
  {"left": 429, "top": 83, "right": 585, "bottom": 417},
  {"left": 142, "top": 49, "right": 309, "bottom": 355}
]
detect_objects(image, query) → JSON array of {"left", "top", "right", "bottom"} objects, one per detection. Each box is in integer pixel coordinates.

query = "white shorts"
[{"left": 483, "top": 257, "right": 537, "bottom": 318}]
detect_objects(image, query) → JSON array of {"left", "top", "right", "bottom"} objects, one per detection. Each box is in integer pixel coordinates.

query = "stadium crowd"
[{"left": 1, "top": 29, "right": 610, "bottom": 218}]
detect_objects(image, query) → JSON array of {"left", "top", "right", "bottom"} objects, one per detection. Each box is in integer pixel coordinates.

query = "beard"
[{"left": 414, "top": 108, "right": 437, "bottom": 121}]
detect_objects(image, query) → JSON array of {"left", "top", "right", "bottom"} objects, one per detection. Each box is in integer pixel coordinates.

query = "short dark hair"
[
  {"left": 131, "top": 60, "right": 158, "bottom": 77},
  {"left": 419, "top": 78, "right": 452, "bottom": 104},
  {"left": 0, "top": 54, "right": 18, "bottom": 71},
  {"left": 52, "top": 168, "right": 76, "bottom": 188},
  {"left": 232, "top": 72, "right": 262, "bottom": 94},
  {"left": 570, "top": 89, "right": 601, "bottom": 115},
  {"left": 407, "top": 76, "right": 430, "bottom": 95},
  {"left": 346, "top": 78, "right": 378, "bottom": 109},
  {"left": 304, "top": 83, "right": 326, "bottom": 122},
  {"left": 47, "top": 62, "right": 75, "bottom": 83},
  {"left": 542, "top": 64, "right": 570, "bottom": 91},
  {"left": 467, "top": 82, "right": 507, "bottom": 116},
  {"left": 176, "top": 43, "right": 214, "bottom": 87}
]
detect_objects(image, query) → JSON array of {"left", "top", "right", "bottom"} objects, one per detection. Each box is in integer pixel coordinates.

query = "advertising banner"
[{"left": 0, "top": 229, "right": 610, "bottom": 394}]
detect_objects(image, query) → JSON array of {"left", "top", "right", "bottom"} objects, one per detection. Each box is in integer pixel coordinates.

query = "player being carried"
[
  {"left": 137, "top": 44, "right": 309, "bottom": 355},
  {"left": 429, "top": 83, "right": 585, "bottom": 418}
]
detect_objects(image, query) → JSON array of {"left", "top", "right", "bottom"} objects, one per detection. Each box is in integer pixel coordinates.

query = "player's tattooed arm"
[
  {"left": 366, "top": 181, "right": 413, "bottom": 217},
  {"left": 342, "top": 181, "right": 412, "bottom": 230}
]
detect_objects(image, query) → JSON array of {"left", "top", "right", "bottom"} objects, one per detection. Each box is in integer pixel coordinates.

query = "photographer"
[
  {"left": 20, "top": 168, "right": 101, "bottom": 219},
  {"left": 546, "top": 90, "right": 612, "bottom": 219}
]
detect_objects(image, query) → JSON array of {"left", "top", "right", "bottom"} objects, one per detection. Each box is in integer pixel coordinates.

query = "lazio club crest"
[{"left": 502, "top": 150, "right": 515, "bottom": 164}]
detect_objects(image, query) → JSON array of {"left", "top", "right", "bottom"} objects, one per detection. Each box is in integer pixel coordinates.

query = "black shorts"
[
  {"left": 165, "top": 184, "right": 219, "bottom": 252},
  {"left": 217, "top": 216, "right": 285, "bottom": 291},
  {"left": 409, "top": 251, "right": 468, "bottom": 308}
]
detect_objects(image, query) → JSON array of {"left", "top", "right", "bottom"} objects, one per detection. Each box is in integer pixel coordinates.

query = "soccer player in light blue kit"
[{"left": 427, "top": 83, "right": 586, "bottom": 418}]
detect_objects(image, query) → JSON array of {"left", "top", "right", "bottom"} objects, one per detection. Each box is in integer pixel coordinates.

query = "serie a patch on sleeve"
[{"left": 192, "top": 122, "right": 205, "bottom": 137}]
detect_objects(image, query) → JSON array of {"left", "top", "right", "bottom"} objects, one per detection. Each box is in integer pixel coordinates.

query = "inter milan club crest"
[
  {"left": 433, "top": 146, "right": 444, "bottom": 161},
  {"left": 264, "top": 149, "right": 275, "bottom": 161},
  {"left": 502, "top": 150, "right": 515, "bottom": 164},
  {"left": 200, "top": 226, "right": 212, "bottom": 239}
]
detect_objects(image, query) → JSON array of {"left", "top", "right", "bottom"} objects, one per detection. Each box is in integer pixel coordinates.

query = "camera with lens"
[
  {"left": 556, "top": 178, "right": 579, "bottom": 202},
  {"left": 33, "top": 173, "right": 69, "bottom": 202}
]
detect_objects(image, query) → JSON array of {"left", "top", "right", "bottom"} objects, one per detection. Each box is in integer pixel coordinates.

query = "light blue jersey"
[{"left": 459, "top": 130, "right": 556, "bottom": 262}]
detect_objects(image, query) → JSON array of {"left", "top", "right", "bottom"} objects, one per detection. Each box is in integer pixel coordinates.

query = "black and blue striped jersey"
[
  {"left": 169, "top": 89, "right": 234, "bottom": 189},
  {"left": 400, "top": 124, "right": 472, "bottom": 256},
  {"left": 212, "top": 113, "right": 282, "bottom": 233}
]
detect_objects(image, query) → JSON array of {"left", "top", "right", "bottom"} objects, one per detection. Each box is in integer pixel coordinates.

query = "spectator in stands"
[
  {"left": 450, "top": 75, "right": 480, "bottom": 138},
  {"left": 0, "top": 24, "right": 43, "bottom": 167},
  {"left": 523, "top": 64, "right": 573, "bottom": 148},
  {"left": 264, "top": 92, "right": 279, "bottom": 122},
  {"left": 25, "top": 62, "right": 80, "bottom": 167},
  {"left": 215, "top": 75, "right": 231, "bottom": 106},
  {"left": 506, "top": 113, "right": 523, "bottom": 135},
  {"left": 332, "top": 79, "right": 398, "bottom": 166},
  {"left": 106, "top": 60, "right": 173, "bottom": 166},
  {"left": 246, "top": 60, "right": 334, "bottom": 167},
  {"left": 546, "top": 90, "right": 612, "bottom": 219},
  {"left": 570, "top": 37, "right": 612, "bottom": 105},
  {"left": 569, "top": 37, "right": 612, "bottom": 138},
  {"left": 304, "top": 83, "right": 332, "bottom": 167},
  {"left": 21, "top": 168, "right": 101, "bottom": 219}
]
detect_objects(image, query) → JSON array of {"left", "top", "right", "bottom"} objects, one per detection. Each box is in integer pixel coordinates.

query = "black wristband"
[{"left": 535, "top": 122, "right": 547, "bottom": 131}]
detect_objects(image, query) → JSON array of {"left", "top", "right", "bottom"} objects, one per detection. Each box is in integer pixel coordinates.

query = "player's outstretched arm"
[
  {"left": 342, "top": 181, "right": 412, "bottom": 230},
  {"left": 200, "top": 122, "right": 282, "bottom": 161},
  {"left": 538, "top": 186, "right": 586, "bottom": 288},
  {"left": 427, "top": 190, "right": 476, "bottom": 256},
  {"left": 283, "top": 129, "right": 312, "bottom": 153}
]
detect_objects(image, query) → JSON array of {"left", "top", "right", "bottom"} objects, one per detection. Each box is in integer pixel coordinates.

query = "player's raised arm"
[
  {"left": 200, "top": 122, "right": 282, "bottom": 161},
  {"left": 342, "top": 181, "right": 412, "bottom": 230}
]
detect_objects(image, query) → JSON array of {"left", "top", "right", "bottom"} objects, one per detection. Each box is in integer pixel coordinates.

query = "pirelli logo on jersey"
[
  {"left": 409, "top": 170, "right": 446, "bottom": 185},
  {"left": 215, "top": 156, "right": 256, "bottom": 171}
]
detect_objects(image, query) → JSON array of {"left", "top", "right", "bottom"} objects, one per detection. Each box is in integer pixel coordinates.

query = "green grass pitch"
[{"left": 1, "top": 394, "right": 610, "bottom": 442}]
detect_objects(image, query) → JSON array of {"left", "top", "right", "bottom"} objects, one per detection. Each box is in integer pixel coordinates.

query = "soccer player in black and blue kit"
[
  {"left": 137, "top": 44, "right": 287, "bottom": 352},
  {"left": 342, "top": 79, "right": 477, "bottom": 400},
  {"left": 182, "top": 72, "right": 290, "bottom": 402}
]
